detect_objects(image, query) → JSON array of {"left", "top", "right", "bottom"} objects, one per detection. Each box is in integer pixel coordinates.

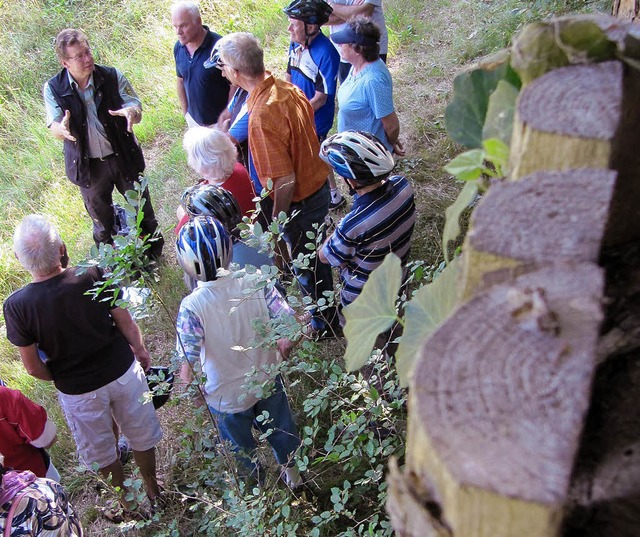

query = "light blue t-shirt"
[{"left": 337, "top": 59, "right": 394, "bottom": 151}]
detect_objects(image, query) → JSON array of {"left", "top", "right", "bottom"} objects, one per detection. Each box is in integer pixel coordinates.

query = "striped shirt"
[{"left": 321, "top": 175, "right": 416, "bottom": 306}]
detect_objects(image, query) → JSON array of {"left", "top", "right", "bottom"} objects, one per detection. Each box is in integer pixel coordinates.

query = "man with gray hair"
[
  {"left": 172, "top": 1, "right": 231, "bottom": 127},
  {"left": 3, "top": 215, "right": 163, "bottom": 521},
  {"left": 216, "top": 32, "right": 340, "bottom": 337}
]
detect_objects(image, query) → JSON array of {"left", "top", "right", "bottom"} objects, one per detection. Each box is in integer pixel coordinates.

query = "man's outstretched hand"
[
  {"left": 109, "top": 107, "right": 141, "bottom": 133},
  {"left": 56, "top": 110, "right": 77, "bottom": 142}
]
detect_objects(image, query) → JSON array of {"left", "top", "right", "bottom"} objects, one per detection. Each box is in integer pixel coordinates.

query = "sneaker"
[
  {"left": 282, "top": 466, "right": 303, "bottom": 489},
  {"left": 329, "top": 195, "right": 346, "bottom": 211}
]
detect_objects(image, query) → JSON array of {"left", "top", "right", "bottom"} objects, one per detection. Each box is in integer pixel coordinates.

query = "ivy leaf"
[
  {"left": 482, "top": 80, "right": 519, "bottom": 145},
  {"left": 557, "top": 18, "right": 616, "bottom": 63},
  {"left": 343, "top": 254, "right": 402, "bottom": 371},
  {"left": 396, "top": 256, "right": 462, "bottom": 386},
  {"left": 444, "top": 61, "right": 510, "bottom": 148},
  {"left": 443, "top": 149, "right": 484, "bottom": 182},
  {"left": 442, "top": 181, "right": 479, "bottom": 263}
]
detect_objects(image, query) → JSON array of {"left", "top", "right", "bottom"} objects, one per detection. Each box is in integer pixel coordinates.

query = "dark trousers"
[
  {"left": 258, "top": 183, "right": 337, "bottom": 330},
  {"left": 208, "top": 376, "right": 300, "bottom": 477},
  {"left": 82, "top": 156, "right": 163, "bottom": 256}
]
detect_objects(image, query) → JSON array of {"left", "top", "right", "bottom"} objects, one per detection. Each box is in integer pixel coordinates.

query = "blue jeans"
[{"left": 208, "top": 376, "right": 300, "bottom": 477}]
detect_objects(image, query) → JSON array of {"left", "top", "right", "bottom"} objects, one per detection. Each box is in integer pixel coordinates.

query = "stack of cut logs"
[{"left": 386, "top": 17, "right": 640, "bottom": 537}]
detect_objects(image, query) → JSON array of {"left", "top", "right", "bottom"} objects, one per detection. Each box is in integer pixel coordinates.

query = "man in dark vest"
[{"left": 43, "top": 28, "right": 163, "bottom": 258}]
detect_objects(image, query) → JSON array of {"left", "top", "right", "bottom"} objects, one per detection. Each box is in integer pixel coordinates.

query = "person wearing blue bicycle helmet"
[{"left": 175, "top": 215, "right": 303, "bottom": 489}]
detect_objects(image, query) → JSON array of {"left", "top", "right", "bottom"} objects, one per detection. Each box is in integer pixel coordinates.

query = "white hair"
[
  {"left": 171, "top": 1, "right": 201, "bottom": 19},
  {"left": 14, "top": 215, "right": 64, "bottom": 276},
  {"left": 183, "top": 127, "right": 237, "bottom": 183}
]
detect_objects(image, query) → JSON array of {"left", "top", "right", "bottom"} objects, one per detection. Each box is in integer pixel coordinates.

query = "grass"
[{"left": 0, "top": 0, "right": 611, "bottom": 534}]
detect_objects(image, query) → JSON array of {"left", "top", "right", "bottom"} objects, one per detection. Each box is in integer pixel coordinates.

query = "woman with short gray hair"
[
  {"left": 177, "top": 126, "right": 270, "bottom": 269},
  {"left": 183, "top": 126, "right": 237, "bottom": 184}
]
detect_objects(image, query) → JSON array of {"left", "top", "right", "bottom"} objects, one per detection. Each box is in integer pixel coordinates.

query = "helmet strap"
[{"left": 304, "top": 23, "right": 320, "bottom": 47}]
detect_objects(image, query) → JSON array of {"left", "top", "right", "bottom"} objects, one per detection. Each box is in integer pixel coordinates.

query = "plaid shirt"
[{"left": 247, "top": 74, "right": 329, "bottom": 202}]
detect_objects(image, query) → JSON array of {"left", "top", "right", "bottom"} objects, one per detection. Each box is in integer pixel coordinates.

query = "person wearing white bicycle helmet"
[
  {"left": 175, "top": 215, "right": 303, "bottom": 489},
  {"left": 318, "top": 131, "right": 416, "bottom": 311}
]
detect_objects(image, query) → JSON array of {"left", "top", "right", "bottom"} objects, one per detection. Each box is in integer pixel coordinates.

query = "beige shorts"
[{"left": 58, "top": 361, "right": 163, "bottom": 469}]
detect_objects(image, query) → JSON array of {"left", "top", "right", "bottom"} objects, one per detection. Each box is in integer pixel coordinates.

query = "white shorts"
[{"left": 58, "top": 361, "right": 163, "bottom": 469}]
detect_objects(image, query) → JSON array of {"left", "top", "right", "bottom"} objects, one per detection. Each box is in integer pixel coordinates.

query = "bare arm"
[
  {"left": 328, "top": 0, "right": 373, "bottom": 23},
  {"left": 177, "top": 77, "right": 188, "bottom": 115},
  {"left": 380, "top": 111, "right": 405, "bottom": 156},
  {"left": 309, "top": 91, "right": 328, "bottom": 112},
  {"left": 317, "top": 235, "right": 330, "bottom": 264},
  {"left": 271, "top": 173, "right": 296, "bottom": 218},
  {"left": 19, "top": 344, "right": 53, "bottom": 381},
  {"left": 111, "top": 306, "right": 151, "bottom": 371}
]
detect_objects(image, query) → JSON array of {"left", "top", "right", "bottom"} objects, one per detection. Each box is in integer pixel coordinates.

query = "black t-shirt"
[{"left": 3, "top": 267, "right": 134, "bottom": 395}]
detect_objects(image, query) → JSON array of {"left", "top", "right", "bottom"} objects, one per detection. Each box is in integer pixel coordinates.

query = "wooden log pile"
[{"left": 386, "top": 19, "right": 640, "bottom": 537}]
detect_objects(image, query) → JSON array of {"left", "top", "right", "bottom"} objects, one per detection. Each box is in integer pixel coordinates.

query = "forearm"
[
  {"left": 177, "top": 78, "right": 188, "bottom": 115},
  {"left": 329, "top": 1, "right": 374, "bottom": 20},
  {"left": 309, "top": 91, "right": 328, "bottom": 112},
  {"left": 111, "top": 307, "right": 150, "bottom": 369},
  {"left": 19, "top": 345, "right": 53, "bottom": 381},
  {"left": 381, "top": 111, "right": 400, "bottom": 147},
  {"left": 271, "top": 173, "right": 296, "bottom": 218}
]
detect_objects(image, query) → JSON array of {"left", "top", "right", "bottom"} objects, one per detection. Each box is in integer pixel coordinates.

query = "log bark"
[
  {"left": 612, "top": 0, "right": 640, "bottom": 20},
  {"left": 461, "top": 169, "right": 615, "bottom": 298},
  {"left": 509, "top": 61, "right": 622, "bottom": 179},
  {"left": 509, "top": 60, "right": 640, "bottom": 247},
  {"left": 394, "top": 263, "right": 604, "bottom": 537}
]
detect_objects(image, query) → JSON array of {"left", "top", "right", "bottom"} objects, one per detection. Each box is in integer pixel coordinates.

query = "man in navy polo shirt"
[{"left": 172, "top": 1, "right": 231, "bottom": 127}]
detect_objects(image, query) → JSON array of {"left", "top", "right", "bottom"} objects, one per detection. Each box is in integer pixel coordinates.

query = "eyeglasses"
[
  {"left": 66, "top": 49, "right": 92, "bottom": 62},
  {"left": 214, "top": 55, "right": 230, "bottom": 71}
]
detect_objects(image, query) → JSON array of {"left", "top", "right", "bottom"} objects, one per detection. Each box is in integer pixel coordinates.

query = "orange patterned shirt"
[{"left": 247, "top": 74, "right": 329, "bottom": 202}]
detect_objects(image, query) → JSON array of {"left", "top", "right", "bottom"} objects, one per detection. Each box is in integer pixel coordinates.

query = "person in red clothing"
[
  {"left": 177, "top": 126, "right": 271, "bottom": 270},
  {"left": 182, "top": 126, "right": 255, "bottom": 215},
  {"left": 0, "top": 384, "right": 60, "bottom": 481}
]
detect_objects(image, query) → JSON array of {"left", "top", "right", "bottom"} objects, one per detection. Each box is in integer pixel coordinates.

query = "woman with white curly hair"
[{"left": 177, "top": 126, "right": 271, "bottom": 270}]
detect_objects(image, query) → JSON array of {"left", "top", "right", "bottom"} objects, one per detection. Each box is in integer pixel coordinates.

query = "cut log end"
[
  {"left": 467, "top": 168, "right": 616, "bottom": 265},
  {"left": 516, "top": 61, "right": 623, "bottom": 140},
  {"left": 412, "top": 263, "right": 604, "bottom": 506}
]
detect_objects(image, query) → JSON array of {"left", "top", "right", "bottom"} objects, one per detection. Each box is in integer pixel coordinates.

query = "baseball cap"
[{"left": 330, "top": 26, "right": 378, "bottom": 47}]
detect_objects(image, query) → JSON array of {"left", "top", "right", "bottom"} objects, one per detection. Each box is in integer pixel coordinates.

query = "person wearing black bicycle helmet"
[
  {"left": 284, "top": 0, "right": 345, "bottom": 210},
  {"left": 176, "top": 185, "right": 271, "bottom": 289},
  {"left": 176, "top": 126, "right": 272, "bottom": 271},
  {"left": 181, "top": 184, "right": 242, "bottom": 238},
  {"left": 318, "top": 131, "right": 416, "bottom": 310}
]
